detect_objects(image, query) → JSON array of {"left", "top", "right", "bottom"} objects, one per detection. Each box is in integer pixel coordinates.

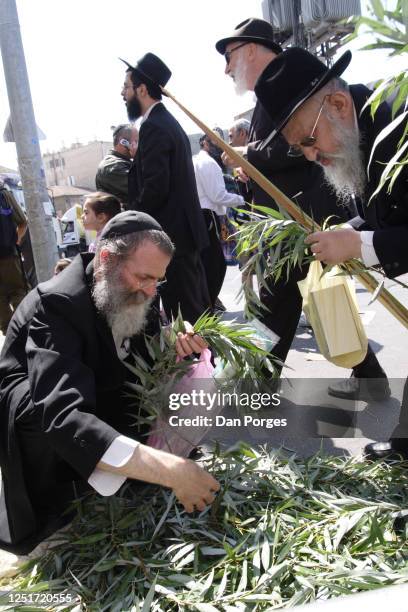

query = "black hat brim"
[
  {"left": 215, "top": 35, "right": 282, "bottom": 55},
  {"left": 258, "top": 50, "right": 352, "bottom": 151},
  {"left": 119, "top": 58, "right": 169, "bottom": 97}
]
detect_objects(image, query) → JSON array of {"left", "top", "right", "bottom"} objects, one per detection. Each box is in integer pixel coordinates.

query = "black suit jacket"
[
  {"left": 128, "top": 103, "right": 208, "bottom": 254},
  {"left": 0, "top": 253, "right": 159, "bottom": 550},
  {"left": 247, "top": 102, "right": 351, "bottom": 225},
  {"left": 351, "top": 84, "right": 408, "bottom": 277}
]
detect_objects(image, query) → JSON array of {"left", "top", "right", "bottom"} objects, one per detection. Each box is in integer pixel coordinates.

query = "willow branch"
[{"left": 162, "top": 87, "right": 408, "bottom": 329}]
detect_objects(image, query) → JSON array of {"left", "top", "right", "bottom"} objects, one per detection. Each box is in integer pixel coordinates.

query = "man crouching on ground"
[{"left": 0, "top": 210, "right": 219, "bottom": 554}]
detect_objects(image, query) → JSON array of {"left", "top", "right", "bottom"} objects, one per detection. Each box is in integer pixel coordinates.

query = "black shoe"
[
  {"left": 393, "top": 512, "right": 408, "bottom": 534},
  {"left": 364, "top": 440, "right": 408, "bottom": 461},
  {"left": 328, "top": 375, "right": 391, "bottom": 402}
]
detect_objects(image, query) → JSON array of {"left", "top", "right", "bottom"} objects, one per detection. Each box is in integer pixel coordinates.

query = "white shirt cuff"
[
  {"left": 360, "top": 231, "right": 380, "bottom": 267},
  {"left": 88, "top": 435, "right": 139, "bottom": 496}
]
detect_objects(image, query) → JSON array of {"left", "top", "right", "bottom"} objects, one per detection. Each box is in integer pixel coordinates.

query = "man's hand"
[
  {"left": 167, "top": 456, "right": 220, "bottom": 512},
  {"left": 98, "top": 444, "right": 220, "bottom": 513},
  {"left": 16, "top": 222, "right": 27, "bottom": 245},
  {"left": 175, "top": 321, "right": 208, "bottom": 357},
  {"left": 305, "top": 228, "right": 362, "bottom": 264},
  {"left": 221, "top": 146, "right": 247, "bottom": 169},
  {"left": 236, "top": 167, "right": 249, "bottom": 183}
]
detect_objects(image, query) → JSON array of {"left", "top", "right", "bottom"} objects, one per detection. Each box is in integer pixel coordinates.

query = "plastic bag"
[
  {"left": 147, "top": 348, "right": 220, "bottom": 457},
  {"left": 298, "top": 261, "right": 368, "bottom": 368}
]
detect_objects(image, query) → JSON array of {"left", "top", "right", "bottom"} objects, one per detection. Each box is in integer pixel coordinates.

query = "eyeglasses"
[
  {"left": 287, "top": 96, "right": 327, "bottom": 158},
  {"left": 225, "top": 42, "right": 248, "bottom": 65},
  {"left": 135, "top": 276, "right": 167, "bottom": 290}
]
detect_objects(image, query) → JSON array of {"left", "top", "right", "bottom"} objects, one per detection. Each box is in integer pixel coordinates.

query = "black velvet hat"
[
  {"left": 100, "top": 211, "right": 162, "bottom": 241},
  {"left": 120, "top": 52, "right": 172, "bottom": 96},
  {"left": 215, "top": 17, "right": 282, "bottom": 55},
  {"left": 254, "top": 48, "right": 352, "bottom": 148}
]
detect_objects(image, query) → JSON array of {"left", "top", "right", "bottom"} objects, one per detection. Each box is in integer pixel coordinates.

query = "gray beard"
[
  {"left": 109, "top": 304, "right": 150, "bottom": 352},
  {"left": 92, "top": 267, "right": 152, "bottom": 349},
  {"left": 319, "top": 118, "right": 367, "bottom": 207},
  {"left": 233, "top": 54, "right": 249, "bottom": 96}
]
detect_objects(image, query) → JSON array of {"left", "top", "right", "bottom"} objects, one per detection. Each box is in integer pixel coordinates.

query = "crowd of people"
[{"left": 0, "top": 17, "right": 406, "bottom": 554}]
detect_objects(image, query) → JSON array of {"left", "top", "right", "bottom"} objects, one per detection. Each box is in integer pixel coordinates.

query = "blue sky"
[{"left": 0, "top": 0, "right": 405, "bottom": 171}]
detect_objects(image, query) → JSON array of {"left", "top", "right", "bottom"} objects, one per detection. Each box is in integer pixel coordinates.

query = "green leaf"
[
  {"left": 371, "top": 0, "right": 385, "bottom": 20},
  {"left": 94, "top": 558, "right": 119, "bottom": 572},
  {"left": 72, "top": 533, "right": 108, "bottom": 544},
  {"left": 367, "top": 110, "right": 408, "bottom": 182},
  {"left": 261, "top": 537, "right": 270, "bottom": 571},
  {"left": 141, "top": 575, "right": 157, "bottom": 612},
  {"left": 215, "top": 567, "right": 228, "bottom": 598}
]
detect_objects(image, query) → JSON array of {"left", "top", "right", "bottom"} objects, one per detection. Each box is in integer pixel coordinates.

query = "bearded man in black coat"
[
  {"left": 254, "top": 47, "right": 408, "bottom": 457},
  {"left": 216, "top": 18, "right": 391, "bottom": 399},
  {"left": 0, "top": 211, "right": 219, "bottom": 554},
  {"left": 121, "top": 53, "right": 211, "bottom": 324}
]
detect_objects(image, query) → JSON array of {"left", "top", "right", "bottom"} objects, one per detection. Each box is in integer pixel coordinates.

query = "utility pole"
[{"left": 0, "top": 0, "right": 57, "bottom": 281}]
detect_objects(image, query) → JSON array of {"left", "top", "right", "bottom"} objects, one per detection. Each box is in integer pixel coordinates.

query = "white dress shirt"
[
  {"left": 88, "top": 435, "right": 139, "bottom": 496},
  {"left": 360, "top": 231, "right": 380, "bottom": 266},
  {"left": 193, "top": 149, "right": 244, "bottom": 216},
  {"left": 141, "top": 100, "right": 161, "bottom": 124},
  {"left": 343, "top": 217, "right": 380, "bottom": 267}
]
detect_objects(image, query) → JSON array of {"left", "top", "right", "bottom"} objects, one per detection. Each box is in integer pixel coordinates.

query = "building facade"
[
  {"left": 47, "top": 185, "right": 93, "bottom": 216},
  {"left": 43, "top": 140, "right": 111, "bottom": 191}
]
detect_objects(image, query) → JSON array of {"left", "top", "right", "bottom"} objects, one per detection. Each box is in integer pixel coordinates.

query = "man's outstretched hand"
[
  {"left": 98, "top": 443, "right": 220, "bottom": 513},
  {"left": 175, "top": 320, "right": 208, "bottom": 358},
  {"left": 166, "top": 455, "right": 220, "bottom": 513}
]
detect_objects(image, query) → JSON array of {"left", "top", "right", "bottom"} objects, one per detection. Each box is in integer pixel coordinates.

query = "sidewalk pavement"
[{"left": 207, "top": 266, "right": 408, "bottom": 458}]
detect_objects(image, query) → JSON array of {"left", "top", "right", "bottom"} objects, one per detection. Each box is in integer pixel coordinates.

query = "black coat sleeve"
[
  {"left": 26, "top": 293, "right": 120, "bottom": 480},
  {"left": 373, "top": 225, "right": 408, "bottom": 278},
  {"left": 135, "top": 121, "right": 172, "bottom": 214}
]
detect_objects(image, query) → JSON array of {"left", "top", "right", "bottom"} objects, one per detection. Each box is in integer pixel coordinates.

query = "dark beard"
[
  {"left": 127, "top": 96, "right": 142, "bottom": 121},
  {"left": 208, "top": 144, "right": 225, "bottom": 170}
]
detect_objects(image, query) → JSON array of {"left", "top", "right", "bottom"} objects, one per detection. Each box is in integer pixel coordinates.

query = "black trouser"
[
  {"left": 200, "top": 209, "right": 227, "bottom": 310},
  {"left": 390, "top": 378, "right": 408, "bottom": 446},
  {"left": 0, "top": 387, "right": 87, "bottom": 554},
  {"left": 159, "top": 249, "right": 211, "bottom": 324},
  {"left": 0, "top": 254, "right": 27, "bottom": 335},
  {"left": 259, "top": 266, "right": 307, "bottom": 368}
]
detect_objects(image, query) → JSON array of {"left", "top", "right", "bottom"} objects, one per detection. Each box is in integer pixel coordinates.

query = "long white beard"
[
  {"left": 233, "top": 54, "right": 250, "bottom": 96},
  {"left": 319, "top": 118, "right": 367, "bottom": 206},
  {"left": 93, "top": 267, "right": 152, "bottom": 350}
]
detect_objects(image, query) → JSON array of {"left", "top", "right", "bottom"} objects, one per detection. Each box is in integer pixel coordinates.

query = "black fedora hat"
[
  {"left": 120, "top": 52, "right": 172, "bottom": 96},
  {"left": 254, "top": 47, "right": 352, "bottom": 148},
  {"left": 215, "top": 17, "right": 282, "bottom": 55}
]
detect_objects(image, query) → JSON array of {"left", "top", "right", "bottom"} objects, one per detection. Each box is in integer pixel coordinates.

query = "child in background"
[{"left": 81, "top": 192, "right": 121, "bottom": 253}]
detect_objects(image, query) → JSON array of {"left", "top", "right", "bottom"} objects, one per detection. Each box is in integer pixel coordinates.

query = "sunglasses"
[
  {"left": 135, "top": 276, "right": 167, "bottom": 290},
  {"left": 287, "top": 96, "right": 328, "bottom": 158},
  {"left": 225, "top": 42, "right": 248, "bottom": 65}
]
